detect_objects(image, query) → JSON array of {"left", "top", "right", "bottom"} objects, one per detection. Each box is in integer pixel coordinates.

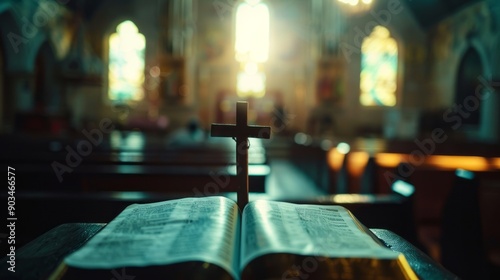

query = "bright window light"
[
  {"left": 237, "top": 63, "right": 266, "bottom": 98},
  {"left": 235, "top": 2, "right": 269, "bottom": 63}
]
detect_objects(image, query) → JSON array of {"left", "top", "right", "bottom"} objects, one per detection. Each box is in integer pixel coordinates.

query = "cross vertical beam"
[
  {"left": 236, "top": 102, "right": 249, "bottom": 210},
  {"left": 211, "top": 101, "right": 271, "bottom": 210}
]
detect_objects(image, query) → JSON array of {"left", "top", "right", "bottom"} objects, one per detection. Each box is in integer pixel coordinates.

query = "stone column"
[{"left": 479, "top": 80, "right": 499, "bottom": 142}]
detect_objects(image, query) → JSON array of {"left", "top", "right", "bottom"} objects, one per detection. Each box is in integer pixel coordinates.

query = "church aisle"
[{"left": 265, "top": 159, "right": 327, "bottom": 199}]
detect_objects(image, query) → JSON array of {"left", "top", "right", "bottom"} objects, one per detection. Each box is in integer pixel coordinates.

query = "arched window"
[
  {"left": 108, "top": 21, "right": 145, "bottom": 102},
  {"left": 235, "top": 0, "right": 269, "bottom": 98},
  {"left": 360, "top": 26, "right": 398, "bottom": 106}
]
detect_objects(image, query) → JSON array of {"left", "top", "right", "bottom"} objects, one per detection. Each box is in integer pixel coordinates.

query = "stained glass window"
[
  {"left": 360, "top": 26, "right": 398, "bottom": 106},
  {"left": 108, "top": 21, "right": 145, "bottom": 102}
]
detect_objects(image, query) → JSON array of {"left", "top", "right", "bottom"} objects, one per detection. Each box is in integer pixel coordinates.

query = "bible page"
[
  {"left": 240, "top": 200, "right": 400, "bottom": 269},
  {"left": 65, "top": 196, "right": 240, "bottom": 279}
]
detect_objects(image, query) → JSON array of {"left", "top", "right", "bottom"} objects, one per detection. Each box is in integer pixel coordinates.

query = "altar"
[{"left": 0, "top": 223, "right": 458, "bottom": 279}]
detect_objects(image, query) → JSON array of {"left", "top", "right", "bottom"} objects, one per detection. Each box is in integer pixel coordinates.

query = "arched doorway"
[
  {"left": 17, "top": 41, "right": 64, "bottom": 134},
  {"left": 33, "top": 41, "right": 58, "bottom": 113},
  {"left": 455, "top": 47, "right": 483, "bottom": 126}
]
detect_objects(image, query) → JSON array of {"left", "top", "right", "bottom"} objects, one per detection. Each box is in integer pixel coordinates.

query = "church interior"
[{"left": 0, "top": 0, "right": 500, "bottom": 278}]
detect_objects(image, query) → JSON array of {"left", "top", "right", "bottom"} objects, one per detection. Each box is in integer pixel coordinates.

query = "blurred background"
[{"left": 0, "top": 0, "right": 499, "bottom": 279}]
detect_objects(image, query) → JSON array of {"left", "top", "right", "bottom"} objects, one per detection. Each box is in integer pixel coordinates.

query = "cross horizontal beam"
[{"left": 211, "top": 124, "right": 270, "bottom": 139}]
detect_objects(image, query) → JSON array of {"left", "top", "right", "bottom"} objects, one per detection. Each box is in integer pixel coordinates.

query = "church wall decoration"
[
  {"left": 162, "top": 56, "right": 186, "bottom": 103},
  {"left": 316, "top": 58, "right": 345, "bottom": 106}
]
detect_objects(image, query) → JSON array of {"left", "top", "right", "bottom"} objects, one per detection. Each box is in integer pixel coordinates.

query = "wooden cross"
[{"left": 211, "top": 101, "right": 271, "bottom": 210}]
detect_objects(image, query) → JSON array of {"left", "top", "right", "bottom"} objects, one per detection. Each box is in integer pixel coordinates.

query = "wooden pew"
[
  {"left": 441, "top": 170, "right": 489, "bottom": 279},
  {"left": 288, "top": 137, "right": 332, "bottom": 193},
  {"left": 0, "top": 133, "right": 270, "bottom": 193}
]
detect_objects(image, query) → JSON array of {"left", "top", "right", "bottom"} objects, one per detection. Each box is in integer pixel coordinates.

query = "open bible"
[{"left": 50, "top": 196, "right": 417, "bottom": 280}]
